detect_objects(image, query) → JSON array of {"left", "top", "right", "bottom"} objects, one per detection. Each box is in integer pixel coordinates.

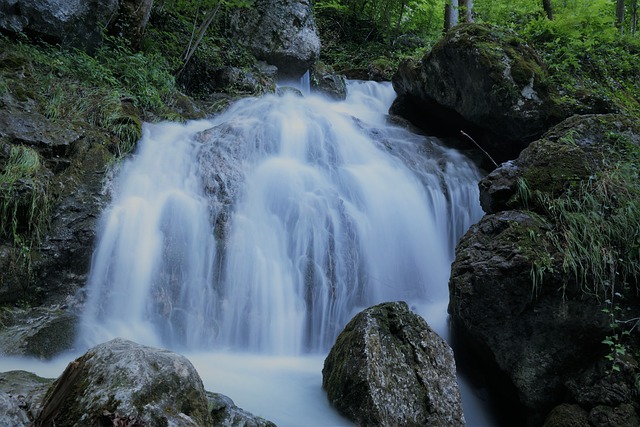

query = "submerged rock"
[
  {"left": 392, "top": 23, "right": 563, "bottom": 164},
  {"left": 323, "top": 301, "right": 464, "bottom": 426}
]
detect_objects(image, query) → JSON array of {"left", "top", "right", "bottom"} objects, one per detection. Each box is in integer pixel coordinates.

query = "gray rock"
[
  {"left": 0, "top": 0, "right": 119, "bottom": 52},
  {"left": 32, "top": 338, "right": 213, "bottom": 426},
  {"left": 228, "top": 0, "right": 320, "bottom": 78},
  {"left": 323, "top": 301, "right": 465, "bottom": 426}
]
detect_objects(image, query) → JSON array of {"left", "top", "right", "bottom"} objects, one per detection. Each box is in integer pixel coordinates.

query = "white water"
[{"left": 1, "top": 81, "right": 491, "bottom": 425}]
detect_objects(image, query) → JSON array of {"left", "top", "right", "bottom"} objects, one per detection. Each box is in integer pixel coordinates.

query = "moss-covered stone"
[
  {"left": 392, "top": 23, "right": 564, "bottom": 164},
  {"left": 33, "top": 339, "right": 213, "bottom": 426}
]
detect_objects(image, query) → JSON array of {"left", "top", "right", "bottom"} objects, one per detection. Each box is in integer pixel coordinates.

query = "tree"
[
  {"left": 460, "top": 0, "right": 474, "bottom": 23},
  {"left": 444, "top": 0, "right": 459, "bottom": 31},
  {"left": 616, "top": 0, "right": 625, "bottom": 32},
  {"left": 542, "top": 0, "right": 553, "bottom": 20}
]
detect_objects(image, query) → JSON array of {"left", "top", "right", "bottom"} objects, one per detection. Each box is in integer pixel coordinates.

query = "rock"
[
  {"left": 0, "top": 305, "right": 77, "bottom": 358},
  {"left": 207, "top": 392, "right": 277, "bottom": 427},
  {"left": 310, "top": 62, "right": 347, "bottom": 100},
  {"left": 449, "top": 114, "right": 640, "bottom": 425},
  {"left": 449, "top": 211, "right": 610, "bottom": 423},
  {"left": 479, "top": 114, "right": 640, "bottom": 214},
  {"left": 543, "top": 404, "right": 590, "bottom": 427},
  {"left": 32, "top": 338, "right": 213, "bottom": 426},
  {"left": 0, "top": 0, "right": 119, "bottom": 52},
  {"left": 228, "top": 0, "right": 320, "bottom": 78},
  {"left": 391, "top": 23, "right": 563, "bottom": 164},
  {"left": 178, "top": 58, "right": 276, "bottom": 98},
  {"left": 0, "top": 370, "right": 53, "bottom": 426},
  {"left": 323, "top": 301, "right": 465, "bottom": 426}
]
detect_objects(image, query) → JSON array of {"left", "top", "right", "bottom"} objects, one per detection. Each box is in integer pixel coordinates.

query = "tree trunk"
[
  {"left": 542, "top": 0, "right": 553, "bottom": 20},
  {"left": 632, "top": 0, "right": 638, "bottom": 34},
  {"left": 444, "top": 0, "right": 459, "bottom": 32},
  {"left": 616, "top": 0, "right": 625, "bottom": 32},
  {"left": 460, "top": 0, "right": 474, "bottom": 23}
]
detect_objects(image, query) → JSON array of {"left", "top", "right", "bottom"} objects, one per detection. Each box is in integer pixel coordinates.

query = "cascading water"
[
  {"left": 74, "top": 80, "right": 489, "bottom": 424},
  {"left": 79, "top": 81, "right": 483, "bottom": 354}
]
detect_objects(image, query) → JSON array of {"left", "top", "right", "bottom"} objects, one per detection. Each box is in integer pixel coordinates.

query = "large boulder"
[
  {"left": 32, "top": 338, "right": 213, "bottom": 426},
  {"left": 0, "top": 0, "right": 119, "bottom": 52},
  {"left": 449, "top": 114, "right": 640, "bottom": 425},
  {"left": 323, "top": 301, "right": 465, "bottom": 426},
  {"left": 228, "top": 0, "right": 321, "bottom": 79},
  {"left": 391, "top": 24, "right": 564, "bottom": 164}
]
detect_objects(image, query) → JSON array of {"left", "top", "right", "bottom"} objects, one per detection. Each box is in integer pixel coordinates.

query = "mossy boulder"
[
  {"left": 32, "top": 338, "right": 213, "bottom": 426},
  {"left": 391, "top": 23, "right": 564, "bottom": 165},
  {"left": 449, "top": 114, "right": 640, "bottom": 425},
  {"left": 323, "top": 301, "right": 465, "bottom": 426},
  {"left": 479, "top": 114, "right": 640, "bottom": 214}
]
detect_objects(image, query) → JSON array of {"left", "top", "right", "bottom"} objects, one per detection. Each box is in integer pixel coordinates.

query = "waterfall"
[{"left": 78, "top": 81, "right": 484, "bottom": 355}]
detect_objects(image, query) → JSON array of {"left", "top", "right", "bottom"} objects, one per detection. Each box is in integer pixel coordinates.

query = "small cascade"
[{"left": 78, "top": 81, "right": 484, "bottom": 355}]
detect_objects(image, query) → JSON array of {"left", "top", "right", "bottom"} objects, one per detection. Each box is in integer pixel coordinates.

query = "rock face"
[
  {"left": 392, "top": 24, "right": 563, "bottom": 164},
  {"left": 449, "top": 114, "right": 640, "bottom": 425},
  {"left": 323, "top": 301, "right": 465, "bottom": 426},
  {"left": 0, "top": 0, "right": 119, "bottom": 52},
  {"left": 33, "top": 338, "right": 212, "bottom": 426},
  {"left": 228, "top": 0, "right": 321, "bottom": 78}
]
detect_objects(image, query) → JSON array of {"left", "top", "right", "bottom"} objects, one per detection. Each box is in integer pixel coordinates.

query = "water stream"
[{"left": 3, "top": 81, "right": 493, "bottom": 425}]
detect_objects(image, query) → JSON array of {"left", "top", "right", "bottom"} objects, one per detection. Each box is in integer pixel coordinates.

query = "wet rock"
[
  {"left": 323, "top": 301, "right": 465, "bottom": 426},
  {"left": 0, "top": 0, "right": 119, "bottom": 52},
  {"left": 208, "top": 392, "right": 277, "bottom": 427},
  {"left": 311, "top": 62, "right": 347, "bottom": 101},
  {"left": 0, "top": 305, "right": 77, "bottom": 358},
  {"left": 228, "top": 0, "right": 320, "bottom": 78},
  {"left": 0, "top": 370, "right": 53, "bottom": 426},
  {"left": 391, "top": 23, "right": 563, "bottom": 164},
  {"left": 32, "top": 338, "right": 213, "bottom": 426}
]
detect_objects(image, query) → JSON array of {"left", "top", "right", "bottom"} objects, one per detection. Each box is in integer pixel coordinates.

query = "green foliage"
[
  {"left": 537, "top": 160, "right": 640, "bottom": 299},
  {"left": 0, "top": 145, "right": 50, "bottom": 243},
  {"left": 314, "top": 1, "right": 442, "bottom": 78},
  {"left": 474, "top": 0, "right": 640, "bottom": 117}
]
